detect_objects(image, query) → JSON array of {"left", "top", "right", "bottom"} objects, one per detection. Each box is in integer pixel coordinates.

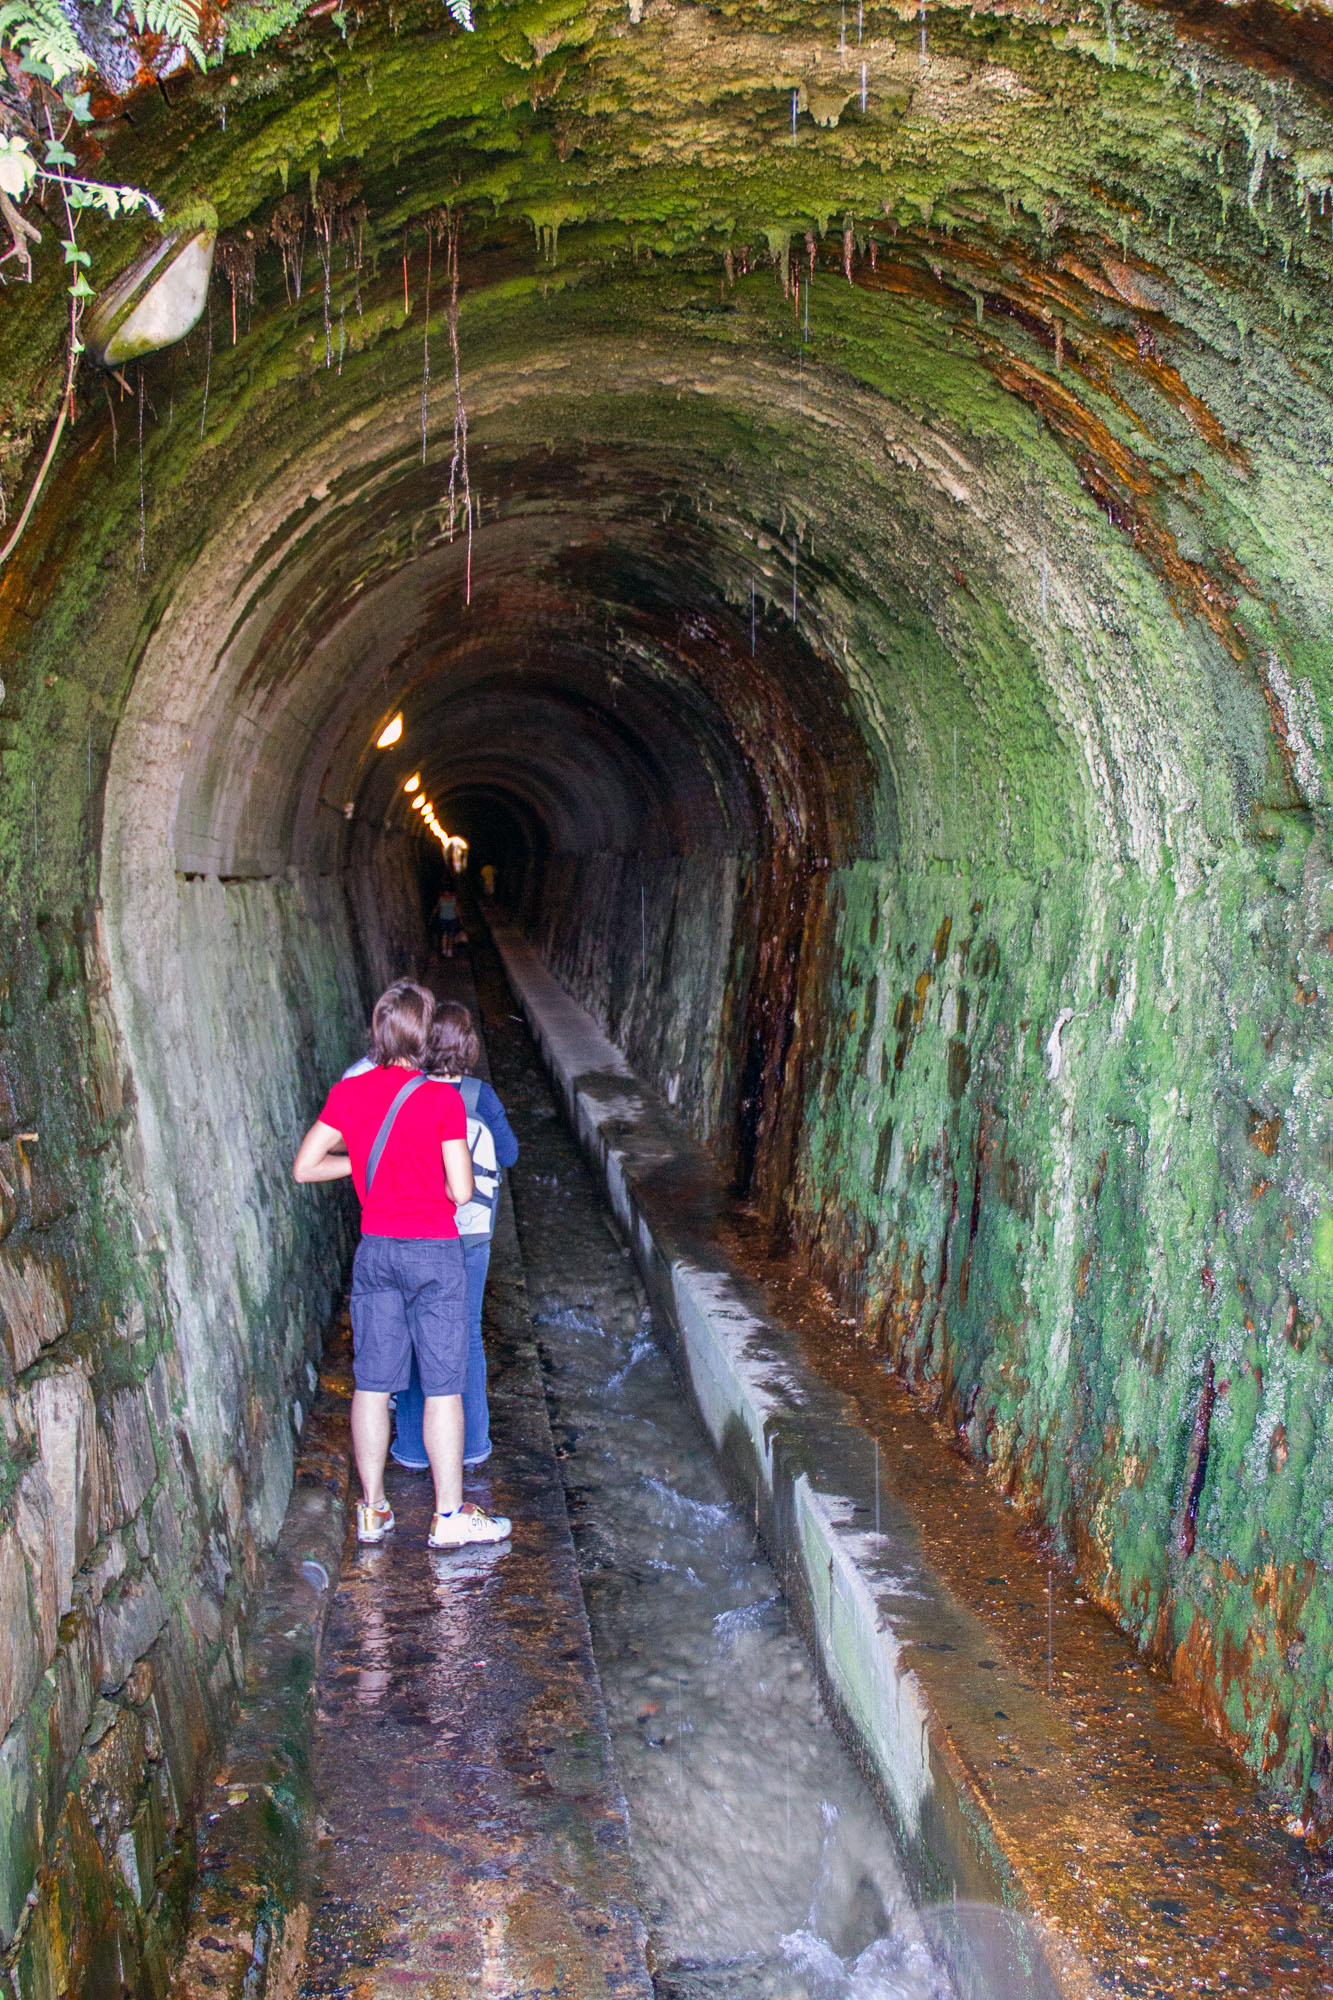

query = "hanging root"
[
  {"left": 215, "top": 234, "right": 257, "bottom": 345},
  {"left": 0, "top": 189, "right": 41, "bottom": 279},
  {"left": 266, "top": 193, "right": 307, "bottom": 305},
  {"left": 440, "top": 209, "right": 473, "bottom": 605}
]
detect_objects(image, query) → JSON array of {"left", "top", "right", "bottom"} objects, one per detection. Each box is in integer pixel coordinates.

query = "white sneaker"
[
  {"left": 428, "top": 1503, "right": 512, "bottom": 1548},
  {"left": 356, "top": 1500, "right": 395, "bottom": 1544}
]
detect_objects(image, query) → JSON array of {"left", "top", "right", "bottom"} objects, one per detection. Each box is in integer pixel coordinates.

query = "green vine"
[{"left": 0, "top": 0, "right": 474, "bottom": 565}]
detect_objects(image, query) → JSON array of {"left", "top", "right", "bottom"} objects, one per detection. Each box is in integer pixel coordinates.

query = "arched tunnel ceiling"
[
  {"left": 4, "top": 0, "right": 1333, "bottom": 906},
  {"left": 165, "top": 437, "right": 881, "bottom": 879}
]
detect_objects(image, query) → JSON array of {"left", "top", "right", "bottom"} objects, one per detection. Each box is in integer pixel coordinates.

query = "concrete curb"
[
  {"left": 166, "top": 1334, "right": 352, "bottom": 2000},
  {"left": 494, "top": 927, "right": 1102, "bottom": 2000}
]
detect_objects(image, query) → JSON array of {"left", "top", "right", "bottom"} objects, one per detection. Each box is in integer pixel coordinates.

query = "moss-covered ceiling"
[{"left": 4, "top": 0, "right": 1332, "bottom": 875}]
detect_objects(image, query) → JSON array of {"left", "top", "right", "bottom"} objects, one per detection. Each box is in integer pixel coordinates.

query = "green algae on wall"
[{"left": 790, "top": 830, "right": 1333, "bottom": 1810}]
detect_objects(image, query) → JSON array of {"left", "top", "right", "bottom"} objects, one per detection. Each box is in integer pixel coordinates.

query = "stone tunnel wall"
[
  {"left": 527, "top": 823, "right": 1333, "bottom": 1817},
  {"left": 533, "top": 849, "right": 753, "bottom": 1163},
  {"left": 0, "top": 836, "right": 421, "bottom": 1992},
  {"left": 792, "top": 840, "right": 1333, "bottom": 1802}
]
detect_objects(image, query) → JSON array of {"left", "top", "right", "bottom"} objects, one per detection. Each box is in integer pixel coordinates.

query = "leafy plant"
[
  {"left": 0, "top": 0, "right": 207, "bottom": 78},
  {"left": 0, "top": 0, "right": 475, "bottom": 567},
  {"left": 222, "top": 0, "right": 307, "bottom": 57},
  {"left": 0, "top": 2, "right": 170, "bottom": 567}
]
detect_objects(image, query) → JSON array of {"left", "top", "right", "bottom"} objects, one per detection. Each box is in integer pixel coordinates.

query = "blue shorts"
[{"left": 349, "top": 1234, "right": 467, "bottom": 1397}]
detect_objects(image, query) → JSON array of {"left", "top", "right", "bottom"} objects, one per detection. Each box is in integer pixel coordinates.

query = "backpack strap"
[
  {"left": 459, "top": 1075, "right": 482, "bottom": 1114},
  {"left": 365, "top": 1074, "right": 427, "bottom": 1192}
]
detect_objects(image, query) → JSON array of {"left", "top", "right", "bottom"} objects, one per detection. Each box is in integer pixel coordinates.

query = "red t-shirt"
[{"left": 318, "top": 1068, "right": 466, "bottom": 1239}]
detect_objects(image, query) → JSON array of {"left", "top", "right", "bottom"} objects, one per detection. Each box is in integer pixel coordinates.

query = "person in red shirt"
[{"left": 293, "top": 978, "right": 511, "bottom": 1549}]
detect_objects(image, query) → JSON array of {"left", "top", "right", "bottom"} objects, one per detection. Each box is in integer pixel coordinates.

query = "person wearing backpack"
[
  {"left": 292, "top": 979, "right": 512, "bottom": 1551},
  {"left": 390, "top": 1001, "right": 519, "bottom": 1475}
]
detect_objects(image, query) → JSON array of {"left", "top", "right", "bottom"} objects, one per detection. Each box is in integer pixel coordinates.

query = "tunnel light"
[
  {"left": 376, "top": 713, "right": 404, "bottom": 749},
  {"left": 412, "top": 795, "right": 426, "bottom": 811},
  {"left": 404, "top": 772, "right": 421, "bottom": 793}
]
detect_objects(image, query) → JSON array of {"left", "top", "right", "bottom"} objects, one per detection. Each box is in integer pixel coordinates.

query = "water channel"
[{"left": 488, "top": 973, "right": 954, "bottom": 2000}]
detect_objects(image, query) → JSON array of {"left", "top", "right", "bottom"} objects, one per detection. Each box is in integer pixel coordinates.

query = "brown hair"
[
  {"left": 428, "top": 1000, "right": 481, "bottom": 1078},
  {"left": 367, "top": 979, "right": 435, "bottom": 1068}
]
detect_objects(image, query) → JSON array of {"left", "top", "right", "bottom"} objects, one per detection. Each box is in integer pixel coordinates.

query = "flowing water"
[
  {"left": 533, "top": 1297, "right": 946, "bottom": 2000},
  {"left": 496, "top": 1063, "right": 951, "bottom": 2000}
]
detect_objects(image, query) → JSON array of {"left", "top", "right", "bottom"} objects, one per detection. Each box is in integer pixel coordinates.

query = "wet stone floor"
[{"left": 298, "top": 973, "right": 649, "bottom": 1998}]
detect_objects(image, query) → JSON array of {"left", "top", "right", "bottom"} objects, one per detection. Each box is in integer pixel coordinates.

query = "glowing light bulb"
[
  {"left": 404, "top": 772, "right": 421, "bottom": 793},
  {"left": 376, "top": 713, "right": 404, "bottom": 749}
]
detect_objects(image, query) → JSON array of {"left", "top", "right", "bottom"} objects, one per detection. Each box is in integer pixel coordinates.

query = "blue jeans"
[{"left": 392, "top": 1237, "right": 492, "bottom": 1466}]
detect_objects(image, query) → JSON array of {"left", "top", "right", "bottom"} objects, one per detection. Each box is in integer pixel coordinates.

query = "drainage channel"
[{"left": 472, "top": 942, "right": 1019, "bottom": 2000}]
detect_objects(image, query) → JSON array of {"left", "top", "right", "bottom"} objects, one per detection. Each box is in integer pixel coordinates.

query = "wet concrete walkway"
[{"left": 297, "top": 957, "right": 651, "bottom": 2000}]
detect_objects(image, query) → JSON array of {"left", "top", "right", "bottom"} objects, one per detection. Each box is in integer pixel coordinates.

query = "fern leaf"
[
  {"left": 445, "top": 0, "right": 473, "bottom": 29},
  {"left": 114, "top": 0, "right": 207, "bottom": 64},
  {"left": 0, "top": 0, "right": 86, "bottom": 78}
]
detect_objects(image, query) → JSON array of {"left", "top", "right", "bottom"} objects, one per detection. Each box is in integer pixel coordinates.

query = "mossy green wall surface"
[{"left": 794, "top": 841, "right": 1333, "bottom": 1791}]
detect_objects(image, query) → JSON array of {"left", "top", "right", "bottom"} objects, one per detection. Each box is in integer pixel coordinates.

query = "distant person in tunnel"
[
  {"left": 479, "top": 861, "right": 496, "bottom": 903},
  {"left": 391, "top": 1001, "right": 519, "bottom": 1477},
  {"left": 433, "top": 885, "right": 462, "bottom": 957},
  {"left": 292, "top": 978, "right": 512, "bottom": 1549}
]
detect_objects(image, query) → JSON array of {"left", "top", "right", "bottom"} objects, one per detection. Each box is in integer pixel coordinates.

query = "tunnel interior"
[{"left": 5, "top": 0, "right": 1333, "bottom": 1983}]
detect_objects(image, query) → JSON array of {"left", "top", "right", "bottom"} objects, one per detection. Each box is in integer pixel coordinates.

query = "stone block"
[
  {"left": 147, "top": 1479, "right": 183, "bottom": 1582},
  {"left": 0, "top": 1525, "right": 41, "bottom": 1740},
  {"left": 16, "top": 1794, "right": 123, "bottom": 2000},
  {"left": 147, "top": 1620, "right": 213, "bottom": 1818},
  {"left": 9, "top": 1137, "right": 71, "bottom": 1232},
  {"left": 126, "top": 1784, "right": 164, "bottom": 1907},
  {"left": 0, "top": 1721, "right": 39, "bottom": 1946},
  {"left": 124, "top": 1658, "right": 153, "bottom": 1708},
  {"left": 85, "top": 998, "right": 126, "bottom": 1127},
  {"left": 115, "top": 1294, "right": 146, "bottom": 1346},
  {"left": 0, "top": 1246, "right": 72, "bottom": 1373},
  {"left": 12, "top": 1854, "right": 68, "bottom": 2000},
  {"left": 0, "top": 1144, "right": 18, "bottom": 1246},
  {"left": 13, "top": 1460, "right": 58, "bottom": 1664},
  {"left": 27, "top": 1366, "right": 100, "bottom": 1612},
  {"left": 43, "top": 1604, "right": 95, "bottom": 1826},
  {"left": 144, "top": 1352, "right": 173, "bottom": 1433},
  {"left": 114, "top": 1827, "right": 141, "bottom": 1906},
  {"left": 220, "top": 1461, "right": 244, "bottom": 1541},
  {"left": 85, "top": 1529, "right": 128, "bottom": 1606},
  {"left": 97, "top": 1569, "right": 167, "bottom": 1695},
  {"left": 83, "top": 1705, "right": 146, "bottom": 1843},
  {"left": 186, "top": 1582, "right": 223, "bottom": 1657},
  {"left": 102, "top": 1385, "right": 157, "bottom": 1528}
]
